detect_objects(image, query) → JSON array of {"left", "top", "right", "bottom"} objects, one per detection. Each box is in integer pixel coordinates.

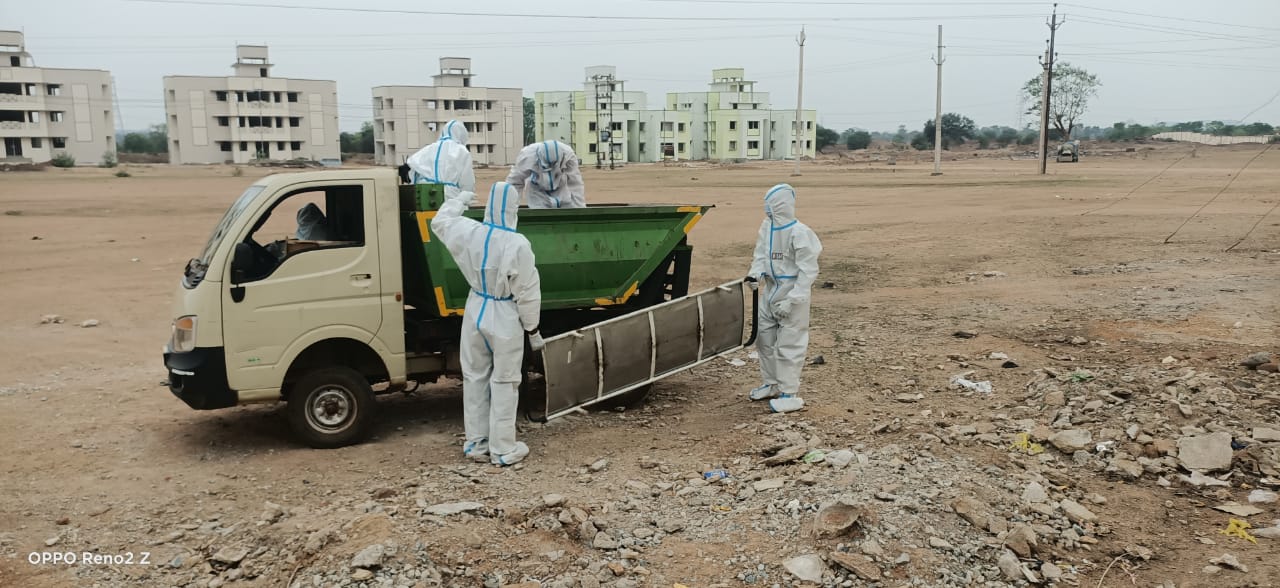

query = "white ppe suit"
[
  {"left": 747, "top": 183, "right": 822, "bottom": 413},
  {"left": 431, "top": 182, "right": 542, "bottom": 466},
  {"left": 505, "top": 140, "right": 586, "bottom": 209},
  {"left": 407, "top": 120, "right": 476, "bottom": 201},
  {"left": 295, "top": 203, "right": 329, "bottom": 240}
]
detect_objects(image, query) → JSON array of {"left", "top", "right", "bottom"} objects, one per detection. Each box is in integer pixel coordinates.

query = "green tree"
[
  {"left": 119, "top": 124, "right": 168, "bottom": 153},
  {"left": 917, "top": 113, "right": 976, "bottom": 150},
  {"left": 340, "top": 122, "right": 376, "bottom": 153},
  {"left": 524, "top": 97, "right": 535, "bottom": 145},
  {"left": 1022, "top": 63, "right": 1102, "bottom": 140},
  {"left": 844, "top": 130, "right": 872, "bottom": 150},
  {"left": 816, "top": 125, "right": 839, "bottom": 150}
]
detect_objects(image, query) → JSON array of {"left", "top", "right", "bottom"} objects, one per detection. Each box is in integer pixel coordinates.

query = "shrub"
[
  {"left": 50, "top": 153, "right": 76, "bottom": 168},
  {"left": 99, "top": 151, "right": 118, "bottom": 168},
  {"left": 115, "top": 170, "right": 131, "bottom": 178}
]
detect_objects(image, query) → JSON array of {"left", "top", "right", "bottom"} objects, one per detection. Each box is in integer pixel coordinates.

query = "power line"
[
  {"left": 1238, "top": 89, "right": 1280, "bottom": 123},
  {"left": 1060, "top": 3, "right": 1280, "bottom": 33},
  {"left": 1079, "top": 152, "right": 1191, "bottom": 216},
  {"left": 1163, "top": 144, "right": 1273, "bottom": 244},
  {"left": 1225, "top": 160, "right": 1280, "bottom": 252},
  {"left": 1072, "top": 15, "right": 1273, "bottom": 44},
  {"left": 127, "top": 0, "right": 1044, "bottom": 22}
]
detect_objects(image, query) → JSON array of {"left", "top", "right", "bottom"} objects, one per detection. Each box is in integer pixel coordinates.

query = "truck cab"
[{"left": 164, "top": 169, "right": 735, "bottom": 448}]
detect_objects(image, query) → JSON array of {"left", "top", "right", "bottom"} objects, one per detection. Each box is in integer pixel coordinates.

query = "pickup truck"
[{"left": 164, "top": 169, "right": 752, "bottom": 447}]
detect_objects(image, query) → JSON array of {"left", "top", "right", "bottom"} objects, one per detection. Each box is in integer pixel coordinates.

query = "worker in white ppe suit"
[
  {"left": 431, "top": 181, "right": 543, "bottom": 466},
  {"left": 505, "top": 140, "right": 586, "bottom": 209},
  {"left": 295, "top": 203, "right": 329, "bottom": 240},
  {"left": 746, "top": 183, "right": 822, "bottom": 414},
  {"left": 406, "top": 119, "right": 476, "bottom": 201}
]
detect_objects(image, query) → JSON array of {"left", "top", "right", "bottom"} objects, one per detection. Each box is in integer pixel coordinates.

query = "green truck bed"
[{"left": 398, "top": 184, "right": 710, "bottom": 317}]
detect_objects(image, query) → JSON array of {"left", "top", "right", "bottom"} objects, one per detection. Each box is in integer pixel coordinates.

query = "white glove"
[
  {"left": 774, "top": 299, "right": 793, "bottom": 319},
  {"left": 528, "top": 330, "right": 545, "bottom": 351},
  {"left": 450, "top": 190, "right": 477, "bottom": 206}
]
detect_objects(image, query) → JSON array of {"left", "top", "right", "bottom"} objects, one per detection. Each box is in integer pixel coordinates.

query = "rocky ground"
[{"left": 1, "top": 150, "right": 1278, "bottom": 587}]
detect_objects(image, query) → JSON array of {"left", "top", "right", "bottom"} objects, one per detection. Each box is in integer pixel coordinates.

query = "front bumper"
[{"left": 163, "top": 347, "right": 237, "bottom": 410}]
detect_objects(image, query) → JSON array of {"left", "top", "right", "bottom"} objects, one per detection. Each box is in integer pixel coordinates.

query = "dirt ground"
[{"left": 1, "top": 144, "right": 1278, "bottom": 587}]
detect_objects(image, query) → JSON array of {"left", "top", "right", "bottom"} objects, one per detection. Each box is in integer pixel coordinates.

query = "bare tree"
[{"left": 1023, "top": 63, "right": 1101, "bottom": 141}]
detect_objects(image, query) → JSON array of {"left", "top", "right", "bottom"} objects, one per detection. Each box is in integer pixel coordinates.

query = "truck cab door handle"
[{"left": 350, "top": 273, "right": 372, "bottom": 280}]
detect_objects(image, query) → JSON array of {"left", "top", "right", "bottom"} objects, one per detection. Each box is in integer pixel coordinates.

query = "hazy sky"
[{"left": 9, "top": 0, "right": 1280, "bottom": 133}]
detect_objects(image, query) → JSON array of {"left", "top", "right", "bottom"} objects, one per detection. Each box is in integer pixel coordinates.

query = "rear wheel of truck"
[{"left": 287, "top": 367, "right": 376, "bottom": 448}]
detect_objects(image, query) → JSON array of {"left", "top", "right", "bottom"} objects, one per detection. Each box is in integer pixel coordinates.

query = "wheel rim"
[{"left": 306, "top": 386, "right": 356, "bottom": 433}]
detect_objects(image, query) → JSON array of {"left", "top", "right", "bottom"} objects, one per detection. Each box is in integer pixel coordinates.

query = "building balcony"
[{"left": 0, "top": 93, "right": 44, "bottom": 107}]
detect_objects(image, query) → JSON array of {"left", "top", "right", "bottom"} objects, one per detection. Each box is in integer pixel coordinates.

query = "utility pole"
[
  {"left": 792, "top": 26, "right": 806, "bottom": 176},
  {"left": 1038, "top": 3, "right": 1063, "bottom": 175},
  {"left": 931, "top": 25, "right": 944, "bottom": 176}
]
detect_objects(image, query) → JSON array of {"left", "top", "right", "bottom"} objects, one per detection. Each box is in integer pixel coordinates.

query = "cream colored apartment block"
[
  {"left": 0, "top": 31, "right": 116, "bottom": 165},
  {"left": 163, "top": 45, "right": 339, "bottom": 165},
  {"left": 668, "top": 68, "right": 816, "bottom": 162},
  {"left": 535, "top": 66, "right": 691, "bottom": 165},
  {"left": 373, "top": 58, "right": 522, "bottom": 166}
]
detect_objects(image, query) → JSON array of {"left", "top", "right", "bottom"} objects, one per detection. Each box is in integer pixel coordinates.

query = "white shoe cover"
[
  {"left": 491, "top": 441, "right": 530, "bottom": 466},
  {"left": 769, "top": 395, "right": 805, "bottom": 414}
]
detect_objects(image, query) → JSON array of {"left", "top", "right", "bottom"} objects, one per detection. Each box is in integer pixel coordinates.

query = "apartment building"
[
  {"left": 0, "top": 31, "right": 115, "bottom": 165},
  {"left": 372, "top": 58, "right": 522, "bottom": 166},
  {"left": 668, "top": 68, "right": 817, "bottom": 161},
  {"left": 163, "top": 45, "right": 339, "bottom": 165},
  {"left": 535, "top": 66, "right": 692, "bottom": 165}
]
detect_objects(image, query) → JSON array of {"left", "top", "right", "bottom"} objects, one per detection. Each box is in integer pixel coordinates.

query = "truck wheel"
[{"left": 287, "top": 367, "right": 376, "bottom": 448}]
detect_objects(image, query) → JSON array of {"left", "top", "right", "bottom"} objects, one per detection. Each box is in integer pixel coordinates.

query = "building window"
[
  {"left": 386, "top": 98, "right": 394, "bottom": 110},
  {"left": 678, "top": 123, "right": 686, "bottom": 132},
  {"left": 770, "top": 141, "right": 776, "bottom": 150},
  {"left": 218, "top": 142, "right": 231, "bottom": 152},
  {"left": 30, "top": 137, "right": 42, "bottom": 148},
  {"left": 274, "top": 116, "right": 283, "bottom": 127},
  {"left": 8, "top": 56, "right": 17, "bottom": 67},
  {"left": 770, "top": 121, "right": 776, "bottom": 131},
  {"left": 47, "top": 84, "right": 61, "bottom": 96},
  {"left": 240, "top": 142, "right": 248, "bottom": 151},
  {"left": 610, "top": 122, "right": 622, "bottom": 131},
  {"left": 589, "top": 122, "right": 597, "bottom": 131},
  {"left": 729, "top": 121, "right": 737, "bottom": 130},
  {"left": 387, "top": 121, "right": 395, "bottom": 132},
  {"left": 236, "top": 91, "right": 245, "bottom": 102},
  {"left": 259, "top": 67, "right": 268, "bottom": 78},
  {"left": 289, "top": 117, "right": 300, "bottom": 127},
  {"left": 639, "top": 142, "right": 646, "bottom": 152},
  {"left": 217, "top": 116, "right": 229, "bottom": 126},
  {"left": 748, "top": 140, "right": 759, "bottom": 150},
  {"left": 748, "top": 120, "right": 760, "bottom": 130},
  {"left": 678, "top": 143, "right": 685, "bottom": 153},
  {"left": 273, "top": 92, "right": 282, "bottom": 103},
  {"left": 291, "top": 141, "right": 302, "bottom": 150},
  {"left": 215, "top": 91, "right": 227, "bottom": 102},
  {"left": 660, "top": 122, "right": 674, "bottom": 132},
  {"left": 277, "top": 141, "right": 286, "bottom": 151},
  {"left": 50, "top": 112, "right": 64, "bottom": 122},
  {"left": 28, "top": 111, "right": 40, "bottom": 123},
  {"left": 52, "top": 137, "right": 66, "bottom": 148},
  {"left": 487, "top": 122, "right": 495, "bottom": 131},
  {"left": 588, "top": 143, "right": 597, "bottom": 153},
  {"left": 287, "top": 92, "right": 299, "bottom": 102},
  {"left": 806, "top": 121, "right": 813, "bottom": 129},
  {"left": 729, "top": 140, "right": 737, "bottom": 151},
  {"left": 806, "top": 140, "right": 812, "bottom": 148},
  {"left": 639, "top": 122, "right": 646, "bottom": 132},
  {"left": 425, "top": 100, "right": 436, "bottom": 109},
  {"left": 487, "top": 144, "right": 494, "bottom": 153}
]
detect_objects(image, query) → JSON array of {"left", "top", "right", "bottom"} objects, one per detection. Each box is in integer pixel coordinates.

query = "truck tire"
[{"left": 287, "top": 367, "right": 376, "bottom": 448}]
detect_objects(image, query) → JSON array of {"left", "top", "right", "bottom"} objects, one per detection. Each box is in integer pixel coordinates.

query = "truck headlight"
[{"left": 170, "top": 316, "right": 197, "bottom": 353}]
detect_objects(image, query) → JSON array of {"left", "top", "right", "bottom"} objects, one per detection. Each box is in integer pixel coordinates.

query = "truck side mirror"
[{"left": 231, "top": 242, "right": 252, "bottom": 285}]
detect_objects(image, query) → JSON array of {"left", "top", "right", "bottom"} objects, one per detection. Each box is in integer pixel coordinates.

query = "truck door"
[{"left": 221, "top": 180, "right": 382, "bottom": 392}]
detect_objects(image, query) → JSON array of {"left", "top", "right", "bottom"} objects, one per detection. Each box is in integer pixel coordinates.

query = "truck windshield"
[{"left": 184, "top": 185, "right": 264, "bottom": 287}]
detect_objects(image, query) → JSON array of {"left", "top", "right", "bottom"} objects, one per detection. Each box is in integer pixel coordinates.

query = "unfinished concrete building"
[
  {"left": 0, "top": 30, "right": 116, "bottom": 165},
  {"left": 372, "top": 58, "right": 522, "bottom": 166},
  {"left": 163, "top": 45, "right": 339, "bottom": 164}
]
